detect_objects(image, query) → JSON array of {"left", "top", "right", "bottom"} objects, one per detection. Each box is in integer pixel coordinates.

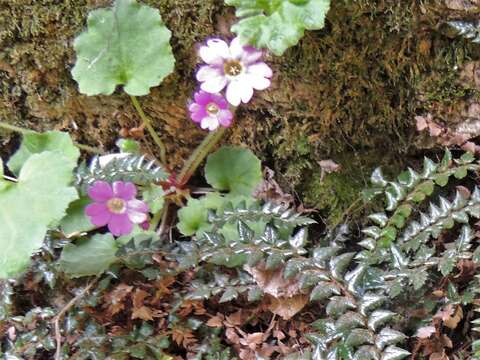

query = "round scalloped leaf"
[
  {"left": 226, "top": 0, "right": 331, "bottom": 56},
  {"left": 205, "top": 146, "right": 262, "bottom": 196},
  {"left": 0, "top": 152, "right": 78, "bottom": 279},
  {"left": 7, "top": 131, "right": 80, "bottom": 176},
  {"left": 72, "top": 0, "right": 175, "bottom": 96},
  {"left": 60, "top": 234, "right": 119, "bottom": 278}
]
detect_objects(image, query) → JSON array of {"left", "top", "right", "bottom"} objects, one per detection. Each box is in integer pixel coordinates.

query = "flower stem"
[
  {"left": 129, "top": 95, "right": 167, "bottom": 165},
  {"left": 0, "top": 121, "right": 104, "bottom": 154},
  {"left": 177, "top": 127, "right": 226, "bottom": 186}
]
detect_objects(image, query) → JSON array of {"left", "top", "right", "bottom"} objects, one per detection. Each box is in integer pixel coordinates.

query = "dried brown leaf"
[
  {"left": 246, "top": 265, "right": 300, "bottom": 298},
  {"left": 415, "top": 326, "right": 436, "bottom": 339},
  {"left": 268, "top": 294, "right": 309, "bottom": 320},
  {"left": 206, "top": 314, "right": 224, "bottom": 328}
]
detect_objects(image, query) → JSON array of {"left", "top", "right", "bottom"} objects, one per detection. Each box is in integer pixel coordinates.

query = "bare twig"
[{"left": 53, "top": 279, "right": 98, "bottom": 360}]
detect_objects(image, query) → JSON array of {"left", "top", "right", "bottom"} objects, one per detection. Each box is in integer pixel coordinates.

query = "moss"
[
  {"left": 303, "top": 171, "right": 361, "bottom": 226},
  {"left": 1, "top": 0, "right": 479, "bottom": 217}
]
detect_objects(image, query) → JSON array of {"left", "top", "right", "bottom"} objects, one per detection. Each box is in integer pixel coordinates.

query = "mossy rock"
[{"left": 1, "top": 0, "right": 479, "bottom": 215}]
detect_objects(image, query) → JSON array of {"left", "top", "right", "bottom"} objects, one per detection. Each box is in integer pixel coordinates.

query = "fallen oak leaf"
[
  {"left": 103, "top": 283, "right": 133, "bottom": 316},
  {"left": 267, "top": 294, "right": 309, "bottom": 320},
  {"left": 131, "top": 288, "right": 154, "bottom": 321},
  {"left": 240, "top": 332, "right": 265, "bottom": 350},
  {"left": 245, "top": 265, "right": 301, "bottom": 298},
  {"left": 206, "top": 314, "right": 224, "bottom": 328},
  {"left": 131, "top": 306, "right": 154, "bottom": 321}
]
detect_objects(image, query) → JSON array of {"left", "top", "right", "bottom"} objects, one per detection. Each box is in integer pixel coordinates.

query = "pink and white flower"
[
  {"left": 85, "top": 180, "right": 149, "bottom": 236},
  {"left": 196, "top": 37, "right": 272, "bottom": 106},
  {"left": 188, "top": 90, "right": 233, "bottom": 131}
]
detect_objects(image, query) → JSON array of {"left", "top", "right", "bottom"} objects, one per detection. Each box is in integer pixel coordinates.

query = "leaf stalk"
[{"left": 129, "top": 95, "right": 167, "bottom": 165}]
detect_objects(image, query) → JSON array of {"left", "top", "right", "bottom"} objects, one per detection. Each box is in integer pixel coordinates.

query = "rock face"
[{"left": 1, "top": 0, "right": 479, "bottom": 223}]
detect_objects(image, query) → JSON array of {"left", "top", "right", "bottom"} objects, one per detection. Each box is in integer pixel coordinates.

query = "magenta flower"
[
  {"left": 188, "top": 91, "right": 233, "bottom": 131},
  {"left": 85, "top": 181, "right": 149, "bottom": 236},
  {"left": 196, "top": 37, "right": 272, "bottom": 106}
]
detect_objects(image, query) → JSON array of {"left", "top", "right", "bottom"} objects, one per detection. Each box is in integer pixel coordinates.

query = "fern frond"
[
  {"left": 449, "top": 20, "right": 480, "bottom": 44},
  {"left": 191, "top": 214, "right": 409, "bottom": 359},
  {"left": 209, "top": 201, "right": 316, "bottom": 232},
  {"left": 360, "top": 151, "right": 478, "bottom": 252},
  {"left": 116, "top": 234, "right": 162, "bottom": 269},
  {"left": 400, "top": 187, "right": 480, "bottom": 252},
  {"left": 76, "top": 154, "right": 168, "bottom": 191}
]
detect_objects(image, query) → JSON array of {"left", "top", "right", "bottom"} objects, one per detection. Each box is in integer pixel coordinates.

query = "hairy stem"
[
  {"left": 129, "top": 95, "right": 167, "bottom": 165},
  {"left": 177, "top": 127, "right": 226, "bottom": 186},
  {"left": 0, "top": 121, "right": 104, "bottom": 154}
]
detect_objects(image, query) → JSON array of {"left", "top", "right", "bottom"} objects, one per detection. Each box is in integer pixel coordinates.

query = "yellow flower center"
[
  {"left": 206, "top": 102, "right": 220, "bottom": 115},
  {"left": 224, "top": 60, "right": 243, "bottom": 77},
  {"left": 107, "top": 198, "right": 126, "bottom": 214}
]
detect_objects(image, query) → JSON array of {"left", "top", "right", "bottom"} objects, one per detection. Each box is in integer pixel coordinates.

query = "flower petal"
[
  {"left": 127, "top": 199, "right": 149, "bottom": 214},
  {"left": 196, "top": 66, "right": 223, "bottom": 82},
  {"left": 108, "top": 214, "right": 134, "bottom": 236},
  {"left": 229, "top": 37, "right": 245, "bottom": 59},
  {"left": 190, "top": 109, "right": 207, "bottom": 123},
  {"left": 87, "top": 181, "right": 113, "bottom": 202},
  {"left": 241, "top": 48, "right": 263, "bottom": 65},
  {"left": 112, "top": 181, "right": 137, "bottom": 200},
  {"left": 247, "top": 63, "right": 273, "bottom": 78},
  {"left": 127, "top": 210, "right": 148, "bottom": 224},
  {"left": 194, "top": 90, "right": 214, "bottom": 105},
  {"left": 201, "top": 116, "right": 219, "bottom": 131},
  {"left": 199, "top": 39, "right": 229, "bottom": 64},
  {"left": 226, "top": 79, "right": 254, "bottom": 106},
  {"left": 85, "top": 203, "right": 111, "bottom": 227},
  {"left": 200, "top": 76, "right": 228, "bottom": 94},
  {"left": 246, "top": 74, "right": 271, "bottom": 90},
  {"left": 218, "top": 109, "right": 234, "bottom": 127}
]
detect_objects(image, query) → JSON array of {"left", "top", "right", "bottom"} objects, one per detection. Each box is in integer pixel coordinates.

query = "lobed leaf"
[
  {"left": 0, "top": 152, "right": 78, "bottom": 278},
  {"left": 72, "top": 0, "right": 175, "bottom": 96},
  {"left": 225, "top": 0, "right": 331, "bottom": 56}
]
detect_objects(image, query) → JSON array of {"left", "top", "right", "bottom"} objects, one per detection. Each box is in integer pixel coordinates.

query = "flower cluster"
[
  {"left": 85, "top": 180, "right": 149, "bottom": 236},
  {"left": 189, "top": 37, "right": 272, "bottom": 131}
]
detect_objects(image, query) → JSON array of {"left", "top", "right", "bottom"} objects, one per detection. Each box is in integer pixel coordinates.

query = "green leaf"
[
  {"left": 116, "top": 138, "right": 141, "bottom": 154},
  {"left": 410, "top": 191, "right": 426, "bottom": 203},
  {"left": 248, "top": 286, "right": 263, "bottom": 302},
  {"left": 417, "top": 180, "right": 434, "bottom": 196},
  {"left": 60, "top": 197, "right": 96, "bottom": 235},
  {"left": 219, "top": 287, "right": 239, "bottom": 303},
  {"left": 409, "top": 270, "right": 428, "bottom": 290},
  {"left": 439, "top": 149, "right": 452, "bottom": 170},
  {"left": 177, "top": 194, "right": 225, "bottom": 236},
  {"left": 205, "top": 146, "right": 262, "bottom": 196},
  {"left": 143, "top": 184, "right": 165, "bottom": 213},
  {"left": 0, "top": 152, "right": 78, "bottom": 278},
  {"left": 7, "top": 131, "right": 80, "bottom": 176},
  {"left": 439, "top": 250, "right": 456, "bottom": 276},
  {"left": 454, "top": 166, "right": 468, "bottom": 179},
  {"left": 226, "top": 0, "right": 331, "bottom": 56},
  {"left": 370, "top": 167, "right": 388, "bottom": 187},
  {"left": 72, "top": 0, "right": 175, "bottom": 96},
  {"left": 433, "top": 173, "right": 449, "bottom": 187},
  {"left": 459, "top": 151, "right": 475, "bottom": 164},
  {"left": 60, "top": 234, "right": 118, "bottom": 277},
  {"left": 381, "top": 226, "right": 397, "bottom": 244}
]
